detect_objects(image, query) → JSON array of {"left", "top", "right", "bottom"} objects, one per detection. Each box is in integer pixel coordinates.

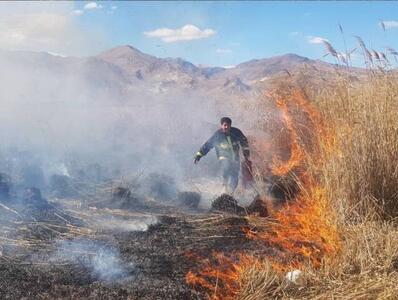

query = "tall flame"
[
  {"left": 247, "top": 185, "right": 341, "bottom": 269},
  {"left": 271, "top": 96, "right": 306, "bottom": 176},
  {"left": 186, "top": 89, "right": 341, "bottom": 298}
]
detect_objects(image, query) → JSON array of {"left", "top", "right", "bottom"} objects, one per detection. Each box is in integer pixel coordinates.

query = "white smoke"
[
  {"left": 91, "top": 215, "right": 157, "bottom": 232},
  {"left": 0, "top": 2, "right": 265, "bottom": 199},
  {"left": 53, "top": 239, "right": 132, "bottom": 282},
  {"left": 0, "top": 48, "right": 249, "bottom": 191}
]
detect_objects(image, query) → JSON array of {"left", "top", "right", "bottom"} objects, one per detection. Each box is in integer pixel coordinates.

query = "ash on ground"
[{"left": 0, "top": 170, "right": 270, "bottom": 299}]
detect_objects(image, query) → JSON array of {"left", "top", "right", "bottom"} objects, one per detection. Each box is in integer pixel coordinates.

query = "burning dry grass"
[
  {"left": 187, "top": 87, "right": 343, "bottom": 298},
  {"left": 187, "top": 67, "right": 398, "bottom": 298},
  {"left": 187, "top": 218, "right": 398, "bottom": 299},
  {"left": 246, "top": 186, "right": 341, "bottom": 269},
  {"left": 238, "top": 70, "right": 398, "bottom": 298},
  {"left": 238, "top": 221, "right": 398, "bottom": 300}
]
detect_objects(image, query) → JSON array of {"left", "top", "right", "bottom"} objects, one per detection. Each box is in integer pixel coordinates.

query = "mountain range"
[
  {"left": 96, "top": 45, "right": 353, "bottom": 92},
  {"left": 0, "top": 45, "right": 358, "bottom": 103}
]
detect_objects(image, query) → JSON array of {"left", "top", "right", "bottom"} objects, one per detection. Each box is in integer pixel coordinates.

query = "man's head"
[{"left": 220, "top": 117, "right": 232, "bottom": 134}]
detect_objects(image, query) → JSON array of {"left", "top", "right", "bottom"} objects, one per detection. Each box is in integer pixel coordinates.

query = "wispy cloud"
[
  {"left": 307, "top": 35, "right": 329, "bottom": 44},
  {"left": 216, "top": 48, "right": 232, "bottom": 54},
  {"left": 84, "top": 2, "right": 103, "bottom": 10},
  {"left": 144, "top": 24, "right": 216, "bottom": 43},
  {"left": 72, "top": 9, "right": 84, "bottom": 16},
  {"left": 379, "top": 20, "right": 398, "bottom": 30}
]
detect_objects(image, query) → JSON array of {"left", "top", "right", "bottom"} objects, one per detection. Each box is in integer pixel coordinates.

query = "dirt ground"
[{"left": 0, "top": 186, "right": 268, "bottom": 300}]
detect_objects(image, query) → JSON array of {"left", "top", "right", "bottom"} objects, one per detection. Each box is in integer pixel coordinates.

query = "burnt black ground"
[{"left": 0, "top": 194, "right": 264, "bottom": 299}]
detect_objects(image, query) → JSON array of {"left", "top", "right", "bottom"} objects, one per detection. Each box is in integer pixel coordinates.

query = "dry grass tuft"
[{"left": 238, "top": 260, "right": 286, "bottom": 300}]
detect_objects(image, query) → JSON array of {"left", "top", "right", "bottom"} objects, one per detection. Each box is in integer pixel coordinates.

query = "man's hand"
[{"left": 194, "top": 156, "right": 201, "bottom": 164}]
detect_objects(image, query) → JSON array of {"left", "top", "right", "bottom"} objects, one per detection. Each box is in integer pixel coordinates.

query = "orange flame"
[
  {"left": 248, "top": 185, "right": 341, "bottom": 269},
  {"left": 185, "top": 252, "right": 262, "bottom": 300},
  {"left": 271, "top": 96, "right": 306, "bottom": 176},
  {"left": 186, "top": 89, "right": 341, "bottom": 298},
  {"left": 262, "top": 89, "right": 340, "bottom": 267}
]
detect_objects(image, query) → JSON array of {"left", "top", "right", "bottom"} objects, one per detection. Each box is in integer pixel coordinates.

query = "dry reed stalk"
[{"left": 316, "top": 73, "right": 398, "bottom": 221}]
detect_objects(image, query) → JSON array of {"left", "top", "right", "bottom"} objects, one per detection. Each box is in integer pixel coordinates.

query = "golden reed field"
[{"left": 187, "top": 43, "right": 398, "bottom": 299}]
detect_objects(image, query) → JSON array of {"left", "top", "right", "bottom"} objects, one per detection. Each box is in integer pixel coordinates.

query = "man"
[{"left": 194, "top": 117, "right": 250, "bottom": 194}]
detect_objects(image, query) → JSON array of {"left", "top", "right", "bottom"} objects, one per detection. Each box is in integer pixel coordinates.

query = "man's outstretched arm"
[{"left": 194, "top": 132, "right": 217, "bottom": 164}]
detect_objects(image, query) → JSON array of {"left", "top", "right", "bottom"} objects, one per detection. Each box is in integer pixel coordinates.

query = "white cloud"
[
  {"left": 84, "top": 2, "right": 103, "bottom": 10},
  {"left": 216, "top": 48, "right": 232, "bottom": 54},
  {"left": 380, "top": 20, "right": 398, "bottom": 29},
  {"left": 0, "top": 2, "right": 105, "bottom": 56},
  {"left": 144, "top": 24, "right": 216, "bottom": 43},
  {"left": 222, "top": 65, "right": 236, "bottom": 69},
  {"left": 73, "top": 9, "right": 84, "bottom": 16},
  {"left": 111, "top": 5, "right": 117, "bottom": 10},
  {"left": 307, "top": 36, "right": 329, "bottom": 44}
]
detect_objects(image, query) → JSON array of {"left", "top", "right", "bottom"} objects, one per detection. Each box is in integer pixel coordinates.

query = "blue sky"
[{"left": 1, "top": 1, "right": 398, "bottom": 67}]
